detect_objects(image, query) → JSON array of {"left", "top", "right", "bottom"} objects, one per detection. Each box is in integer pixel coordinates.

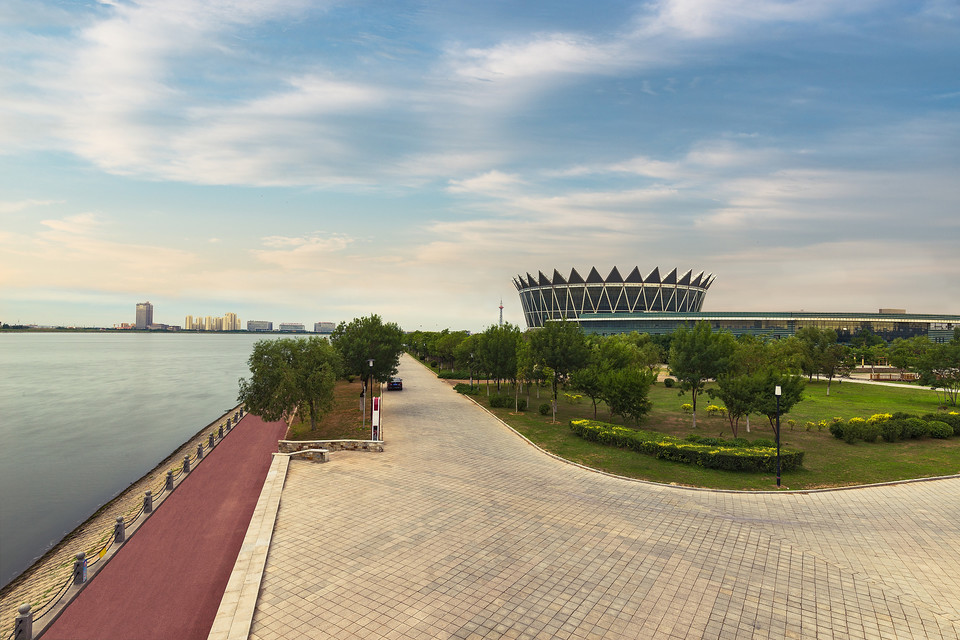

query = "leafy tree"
[
  {"left": 238, "top": 337, "right": 341, "bottom": 431},
  {"left": 668, "top": 322, "right": 736, "bottom": 428},
  {"left": 794, "top": 327, "right": 836, "bottom": 381},
  {"left": 330, "top": 314, "right": 405, "bottom": 383},
  {"left": 820, "top": 343, "right": 854, "bottom": 396},
  {"left": 600, "top": 366, "right": 657, "bottom": 425},
  {"left": 707, "top": 371, "right": 764, "bottom": 438},
  {"left": 528, "top": 318, "right": 589, "bottom": 420},
  {"left": 916, "top": 340, "right": 960, "bottom": 407},
  {"left": 570, "top": 366, "right": 604, "bottom": 419},
  {"left": 751, "top": 371, "right": 806, "bottom": 439},
  {"left": 476, "top": 323, "right": 521, "bottom": 390}
]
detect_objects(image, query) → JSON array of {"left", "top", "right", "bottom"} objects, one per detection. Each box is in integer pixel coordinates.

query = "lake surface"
[{"left": 0, "top": 332, "right": 275, "bottom": 588}]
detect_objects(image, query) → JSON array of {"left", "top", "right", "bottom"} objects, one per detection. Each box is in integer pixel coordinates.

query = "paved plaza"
[{"left": 246, "top": 355, "right": 960, "bottom": 639}]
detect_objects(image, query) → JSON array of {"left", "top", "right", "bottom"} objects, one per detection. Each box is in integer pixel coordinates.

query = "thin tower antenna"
[{"left": 499, "top": 299, "right": 504, "bottom": 326}]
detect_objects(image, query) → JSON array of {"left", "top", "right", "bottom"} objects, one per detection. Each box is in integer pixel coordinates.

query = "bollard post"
[
  {"left": 219, "top": 424, "right": 224, "bottom": 439},
  {"left": 144, "top": 490, "right": 153, "bottom": 514},
  {"left": 208, "top": 433, "right": 215, "bottom": 449},
  {"left": 114, "top": 516, "right": 125, "bottom": 544},
  {"left": 14, "top": 604, "right": 32, "bottom": 640},
  {"left": 183, "top": 455, "right": 191, "bottom": 474},
  {"left": 197, "top": 443, "right": 204, "bottom": 459},
  {"left": 225, "top": 417, "right": 232, "bottom": 431},
  {"left": 166, "top": 470, "right": 174, "bottom": 490},
  {"left": 73, "top": 553, "right": 87, "bottom": 585},
  {"left": 234, "top": 411, "right": 239, "bottom": 422}
]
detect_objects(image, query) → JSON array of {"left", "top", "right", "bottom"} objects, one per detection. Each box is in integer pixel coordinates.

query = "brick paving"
[{"left": 248, "top": 355, "right": 960, "bottom": 640}]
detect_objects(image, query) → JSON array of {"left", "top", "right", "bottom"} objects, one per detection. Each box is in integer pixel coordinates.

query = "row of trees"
[{"left": 238, "top": 315, "right": 405, "bottom": 430}]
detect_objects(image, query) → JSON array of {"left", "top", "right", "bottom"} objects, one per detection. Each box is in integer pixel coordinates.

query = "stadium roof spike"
[
  {"left": 703, "top": 273, "right": 717, "bottom": 289},
  {"left": 552, "top": 269, "right": 567, "bottom": 285},
  {"left": 625, "top": 266, "right": 643, "bottom": 283},
  {"left": 678, "top": 269, "right": 692, "bottom": 286},
  {"left": 605, "top": 266, "right": 623, "bottom": 283},
  {"left": 538, "top": 271, "right": 551, "bottom": 287},
  {"left": 586, "top": 266, "right": 604, "bottom": 283},
  {"left": 513, "top": 277, "right": 522, "bottom": 290},
  {"left": 644, "top": 267, "right": 661, "bottom": 283},
  {"left": 568, "top": 267, "right": 585, "bottom": 284},
  {"left": 691, "top": 271, "right": 704, "bottom": 288},
  {"left": 526, "top": 272, "right": 537, "bottom": 288},
  {"left": 662, "top": 267, "right": 678, "bottom": 285}
]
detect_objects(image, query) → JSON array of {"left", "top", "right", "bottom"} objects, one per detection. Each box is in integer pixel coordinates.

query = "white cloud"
[
  {"left": 0, "top": 199, "right": 61, "bottom": 214},
  {"left": 253, "top": 233, "right": 354, "bottom": 270}
]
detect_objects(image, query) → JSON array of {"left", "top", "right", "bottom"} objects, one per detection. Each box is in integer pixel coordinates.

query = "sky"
[{"left": 1, "top": 0, "right": 958, "bottom": 332}]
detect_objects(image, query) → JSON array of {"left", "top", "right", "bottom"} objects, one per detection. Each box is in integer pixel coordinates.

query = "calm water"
[{"left": 0, "top": 332, "right": 272, "bottom": 588}]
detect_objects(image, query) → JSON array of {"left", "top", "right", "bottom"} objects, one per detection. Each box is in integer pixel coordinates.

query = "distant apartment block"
[
  {"left": 247, "top": 320, "right": 273, "bottom": 332},
  {"left": 279, "top": 323, "right": 305, "bottom": 332},
  {"left": 135, "top": 302, "right": 153, "bottom": 330},
  {"left": 185, "top": 315, "right": 194, "bottom": 330},
  {"left": 314, "top": 321, "right": 335, "bottom": 333},
  {"left": 223, "top": 312, "right": 241, "bottom": 331}
]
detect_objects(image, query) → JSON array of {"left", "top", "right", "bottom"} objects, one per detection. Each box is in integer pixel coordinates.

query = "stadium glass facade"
[{"left": 514, "top": 267, "right": 959, "bottom": 343}]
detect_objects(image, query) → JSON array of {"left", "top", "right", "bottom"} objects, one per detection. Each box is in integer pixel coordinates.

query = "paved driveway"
[{"left": 249, "top": 355, "right": 960, "bottom": 639}]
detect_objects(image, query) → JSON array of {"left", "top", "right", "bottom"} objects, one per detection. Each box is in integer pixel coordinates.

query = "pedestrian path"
[
  {"left": 245, "top": 355, "right": 960, "bottom": 640},
  {"left": 42, "top": 414, "right": 287, "bottom": 640}
]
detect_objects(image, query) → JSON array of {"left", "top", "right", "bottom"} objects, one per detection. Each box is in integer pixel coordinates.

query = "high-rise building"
[
  {"left": 314, "top": 321, "right": 335, "bottom": 333},
  {"left": 185, "top": 315, "right": 194, "bottom": 331},
  {"left": 224, "top": 312, "right": 240, "bottom": 331},
  {"left": 279, "top": 323, "right": 305, "bottom": 332},
  {"left": 136, "top": 302, "right": 153, "bottom": 330}
]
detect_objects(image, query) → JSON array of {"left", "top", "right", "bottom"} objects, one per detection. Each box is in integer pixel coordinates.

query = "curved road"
[{"left": 249, "top": 355, "right": 960, "bottom": 639}]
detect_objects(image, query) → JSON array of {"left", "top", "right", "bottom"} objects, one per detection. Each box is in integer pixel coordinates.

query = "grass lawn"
[
  {"left": 455, "top": 376, "right": 960, "bottom": 490},
  {"left": 284, "top": 378, "right": 380, "bottom": 441}
]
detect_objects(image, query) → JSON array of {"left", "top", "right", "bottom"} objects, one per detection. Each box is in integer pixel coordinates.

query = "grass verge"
[{"left": 284, "top": 378, "right": 379, "bottom": 440}]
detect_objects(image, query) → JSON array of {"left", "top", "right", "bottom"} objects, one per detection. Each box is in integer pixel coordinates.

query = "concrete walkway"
[{"left": 244, "top": 355, "right": 960, "bottom": 640}]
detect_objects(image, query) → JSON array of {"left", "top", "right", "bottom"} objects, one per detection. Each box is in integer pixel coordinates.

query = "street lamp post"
[
  {"left": 469, "top": 352, "right": 474, "bottom": 390},
  {"left": 775, "top": 385, "right": 782, "bottom": 488},
  {"left": 367, "top": 358, "right": 375, "bottom": 434}
]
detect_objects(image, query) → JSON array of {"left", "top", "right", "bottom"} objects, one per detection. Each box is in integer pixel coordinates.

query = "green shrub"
[
  {"left": 829, "top": 421, "right": 845, "bottom": 440},
  {"left": 730, "top": 437, "right": 750, "bottom": 447},
  {"left": 346, "top": 374, "right": 355, "bottom": 383},
  {"left": 429, "top": 361, "right": 438, "bottom": 368},
  {"left": 861, "top": 424, "right": 880, "bottom": 443},
  {"left": 515, "top": 399, "right": 528, "bottom": 412},
  {"left": 842, "top": 420, "right": 861, "bottom": 444},
  {"left": 685, "top": 434, "right": 702, "bottom": 443},
  {"left": 751, "top": 438, "right": 775, "bottom": 448},
  {"left": 539, "top": 403, "right": 551, "bottom": 416},
  {"left": 680, "top": 403, "right": 693, "bottom": 414},
  {"left": 437, "top": 370, "right": 471, "bottom": 379},
  {"left": 927, "top": 413, "right": 960, "bottom": 435},
  {"left": 928, "top": 421, "right": 952, "bottom": 439},
  {"left": 880, "top": 419, "right": 903, "bottom": 442},
  {"left": 663, "top": 378, "right": 675, "bottom": 388},
  {"left": 903, "top": 418, "right": 929, "bottom": 439},
  {"left": 452, "top": 383, "right": 479, "bottom": 395},
  {"left": 489, "top": 395, "right": 509, "bottom": 408},
  {"left": 706, "top": 405, "right": 726, "bottom": 417},
  {"left": 570, "top": 419, "right": 803, "bottom": 473}
]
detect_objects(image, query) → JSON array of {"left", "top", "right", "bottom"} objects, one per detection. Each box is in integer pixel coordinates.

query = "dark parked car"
[{"left": 387, "top": 377, "right": 403, "bottom": 391}]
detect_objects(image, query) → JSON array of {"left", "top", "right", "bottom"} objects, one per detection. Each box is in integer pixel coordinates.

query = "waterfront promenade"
[
  {"left": 40, "top": 413, "right": 287, "bottom": 640},
  {"left": 222, "top": 355, "right": 960, "bottom": 640}
]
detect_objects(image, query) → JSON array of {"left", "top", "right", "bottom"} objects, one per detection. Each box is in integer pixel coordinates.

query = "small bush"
[
  {"left": 730, "top": 437, "right": 750, "bottom": 447},
  {"left": 452, "top": 383, "right": 479, "bottom": 396},
  {"left": 680, "top": 403, "right": 693, "bottom": 414},
  {"left": 861, "top": 424, "right": 880, "bottom": 443},
  {"left": 787, "top": 419, "right": 796, "bottom": 431},
  {"left": 489, "top": 395, "right": 509, "bottom": 408},
  {"left": 437, "top": 370, "right": 471, "bottom": 379},
  {"left": 698, "top": 437, "right": 721, "bottom": 446},
  {"left": 346, "top": 374, "right": 355, "bottom": 383},
  {"left": 515, "top": 399, "right": 528, "bottom": 412},
  {"left": 903, "top": 418, "right": 929, "bottom": 439},
  {"left": 706, "top": 405, "right": 727, "bottom": 417},
  {"left": 880, "top": 419, "right": 903, "bottom": 443},
  {"left": 843, "top": 421, "right": 861, "bottom": 444},
  {"left": 867, "top": 413, "right": 893, "bottom": 426},
  {"left": 928, "top": 421, "right": 952, "bottom": 439},
  {"left": 752, "top": 438, "right": 775, "bottom": 448},
  {"left": 663, "top": 378, "right": 675, "bottom": 388},
  {"left": 539, "top": 403, "right": 551, "bottom": 416},
  {"left": 927, "top": 413, "right": 960, "bottom": 436},
  {"left": 685, "top": 434, "right": 702, "bottom": 443},
  {"left": 829, "top": 421, "right": 845, "bottom": 440},
  {"left": 429, "top": 361, "right": 438, "bottom": 368}
]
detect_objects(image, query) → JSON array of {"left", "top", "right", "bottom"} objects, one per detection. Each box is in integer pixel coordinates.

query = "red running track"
[{"left": 43, "top": 414, "right": 287, "bottom": 640}]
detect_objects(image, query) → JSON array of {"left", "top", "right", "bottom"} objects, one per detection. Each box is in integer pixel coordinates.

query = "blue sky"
[{"left": 1, "top": 0, "right": 958, "bottom": 331}]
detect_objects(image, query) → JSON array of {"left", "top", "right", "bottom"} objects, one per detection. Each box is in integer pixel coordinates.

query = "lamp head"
[{"left": 775, "top": 385, "right": 782, "bottom": 397}]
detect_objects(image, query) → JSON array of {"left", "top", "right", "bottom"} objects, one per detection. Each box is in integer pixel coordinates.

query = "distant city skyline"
[{"left": 1, "top": 1, "right": 957, "bottom": 333}]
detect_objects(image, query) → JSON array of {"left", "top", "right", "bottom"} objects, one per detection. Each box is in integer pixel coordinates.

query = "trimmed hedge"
[
  {"left": 570, "top": 419, "right": 803, "bottom": 473},
  {"left": 828, "top": 411, "right": 960, "bottom": 443},
  {"left": 438, "top": 370, "right": 472, "bottom": 379},
  {"left": 452, "top": 383, "right": 480, "bottom": 396}
]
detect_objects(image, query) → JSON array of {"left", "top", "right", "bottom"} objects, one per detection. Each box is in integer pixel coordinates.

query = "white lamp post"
[{"left": 775, "top": 385, "right": 782, "bottom": 488}]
